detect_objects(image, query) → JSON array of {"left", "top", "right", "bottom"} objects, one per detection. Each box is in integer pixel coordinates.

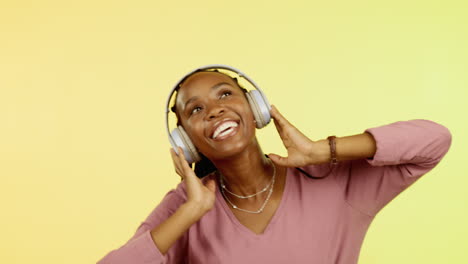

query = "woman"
[{"left": 97, "top": 66, "right": 452, "bottom": 264}]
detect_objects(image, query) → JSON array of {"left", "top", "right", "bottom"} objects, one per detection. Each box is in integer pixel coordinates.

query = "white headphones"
[{"left": 165, "top": 64, "right": 272, "bottom": 163}]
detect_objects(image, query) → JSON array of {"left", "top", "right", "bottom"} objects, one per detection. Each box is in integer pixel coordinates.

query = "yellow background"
[{"left": 1, "top": 0, "right": 466, "bottom": 263}]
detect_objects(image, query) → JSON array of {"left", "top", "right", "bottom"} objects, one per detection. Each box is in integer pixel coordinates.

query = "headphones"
[{"left": 165, "top": 64, "right": 272, "bottom": 164}]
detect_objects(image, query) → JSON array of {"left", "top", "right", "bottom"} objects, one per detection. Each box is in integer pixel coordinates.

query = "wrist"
[
  {"left": 309, "top": 139, "right": 332, "bottom": 165},
  {"left": 180, "top": 202, "right": 209, "bottom": 221}
]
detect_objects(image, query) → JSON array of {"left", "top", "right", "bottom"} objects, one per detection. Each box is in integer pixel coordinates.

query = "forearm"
[
  {"left": 312, "top": 132, "right": 377, "bottom": 164},
  {"left": 150, "top": 202, "right": 204, "bottom": 255}
]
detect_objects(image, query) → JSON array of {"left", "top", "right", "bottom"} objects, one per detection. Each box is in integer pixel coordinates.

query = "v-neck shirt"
[{"left": 215, "top": 165, "right": 291, "bottom": 237}]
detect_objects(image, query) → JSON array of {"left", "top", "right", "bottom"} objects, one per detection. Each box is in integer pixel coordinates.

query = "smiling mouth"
[{"left": 211, "top": 120, "right": 239, "bottom": 140}]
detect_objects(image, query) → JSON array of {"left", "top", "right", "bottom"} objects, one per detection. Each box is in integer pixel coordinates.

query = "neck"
[{"left": 211, "top": 139, "right": 274, "bottom": 197}]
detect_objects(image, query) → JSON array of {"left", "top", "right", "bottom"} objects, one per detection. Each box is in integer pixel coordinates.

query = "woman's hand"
[
  {"left": 268, "top": 105, "right": 327, "bottom": 167},
  {"left": 170, "top": 147, "right": 216, "bottom": 216}
]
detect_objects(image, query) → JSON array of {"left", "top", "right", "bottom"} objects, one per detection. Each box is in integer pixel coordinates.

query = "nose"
[{"left": 206, "top": 104, "right": 225, "bottom": 121}]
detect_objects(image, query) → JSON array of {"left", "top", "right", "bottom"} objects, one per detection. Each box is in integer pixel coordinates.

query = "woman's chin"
[
  {"left": 199, "top": 125, "right": 257, "bottom": 161},
  {"left": 204, "top": 137, "right": 257, "bottom": 161}
]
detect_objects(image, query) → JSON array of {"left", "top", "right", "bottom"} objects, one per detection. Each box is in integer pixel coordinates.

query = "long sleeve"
[
  {"left": 332, "top": 119, "right": 452, "bottom": 216},
  {"left": 97, "top": 182, "right": 189, "bottom": 264}
]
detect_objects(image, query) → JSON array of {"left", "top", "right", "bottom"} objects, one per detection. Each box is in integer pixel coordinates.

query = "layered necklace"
[{"left": 219, "top": 159, "right": 276, "bottom": 214}]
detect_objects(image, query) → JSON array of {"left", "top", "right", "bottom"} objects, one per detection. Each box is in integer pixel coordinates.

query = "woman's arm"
[
  {"left": 150, "top": 201, "right": 204, "bottom": 255},
  {"left": 309, "top": 132, "right": 377, "bottom": 165},
  {"left": 332, "top": 119, "right": 452, "bottom": 215},
  {"left": 98, "top": 148, "right": 216, "bottom": 264},
  {"left": 267, "top": 105, "right": 378, "bottom": 167},
  {"left": 267, "top": 104, "right": 453, "bottom": 168},
  {"left": 97, "top": 193, "right": 189, "bottom": 264},
  {"left": 97, "top": 196, "right": 208, "bottom": 264},
  {"left": 269, "top": 104, "right": 452, "bottom": 215},
  {"left": 148, "top": 148, "right": 216, "bottom": 255}
]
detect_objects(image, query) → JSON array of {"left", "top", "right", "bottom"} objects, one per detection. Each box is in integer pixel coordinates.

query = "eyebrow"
[{"left": 183, "top": 82, "right": 232, "bottom": 110}]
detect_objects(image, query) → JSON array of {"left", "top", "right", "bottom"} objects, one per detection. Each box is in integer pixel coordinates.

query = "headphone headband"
[{"left": 165, "top": 64, "right": 271, "bottom": 152}]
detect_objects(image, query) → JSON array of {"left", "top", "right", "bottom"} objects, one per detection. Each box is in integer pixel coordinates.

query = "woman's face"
[{"left": 175, "top": 71, "right": 257, "bottom": 161}]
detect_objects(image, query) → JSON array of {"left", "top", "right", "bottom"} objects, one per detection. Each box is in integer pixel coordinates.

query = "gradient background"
[{"left": 1, "top": 1, "right": 466, "bottom": 263}]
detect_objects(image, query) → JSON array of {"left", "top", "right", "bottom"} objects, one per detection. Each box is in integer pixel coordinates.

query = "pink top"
[{"left": 97, "top": 119, "right": 452, "bottom": 264}]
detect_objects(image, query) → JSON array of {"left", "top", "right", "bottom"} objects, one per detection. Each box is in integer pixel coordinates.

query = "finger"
[
  {"left": 268, "top": 153, "right": 289, "bottom": 167},
  {"left": 270, "top": 105, "right": 292, "bottom": 129},
  {"left": 205, "top": 179, "right": 216, "bottom": 193},
  {"left": 177, "top": 147, "right": 194, "bottom": 176},
  {"left": 170, "top": 148, "right": 183, "bottom": 176},
  {"left": 170, "top": 148, "right": 179, "bottom": 164},
  {"left": 177, "top": 147, "right": 188, "bottom": 166},
  {"left": 271, "top": 107, "right": 288, "bottom": 140},
  {"left": 273, "top": 117, "right": 286, "bottom": 139}
]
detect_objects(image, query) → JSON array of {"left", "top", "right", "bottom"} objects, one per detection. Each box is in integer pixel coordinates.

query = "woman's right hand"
[{"left": 170, "top": 147, "right": 216, "bottom": 217}]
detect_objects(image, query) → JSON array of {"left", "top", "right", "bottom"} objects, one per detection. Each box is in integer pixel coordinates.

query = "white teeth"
[
  {"left": 212, "top": 121, "right": 238, "bottom": 139},
  {"left": 217, "top": 127, "right": 234, "bottom": 138}
]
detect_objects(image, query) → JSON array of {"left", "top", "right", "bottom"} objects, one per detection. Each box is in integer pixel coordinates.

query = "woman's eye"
[
  {"left": 220, "top": 91, "right": 232, "bottom": 98},
  {"left": 191, "top": 106, "right": 202, "bottom": 115}
]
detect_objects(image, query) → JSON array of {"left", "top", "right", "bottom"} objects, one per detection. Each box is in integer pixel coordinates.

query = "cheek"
[
  {"left": 183, "top": 119, "right": 204, "bottom": 140},
  {"left": 238, "top": 103, "right": 256, "bottom": 125},
  {"left": 235, "top": 106, "right": 256, "bottom": 137}
]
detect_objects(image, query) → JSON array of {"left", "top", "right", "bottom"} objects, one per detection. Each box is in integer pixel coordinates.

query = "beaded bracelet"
[{"left": 327, "top": 135, "right": 338, "bottom": 165}]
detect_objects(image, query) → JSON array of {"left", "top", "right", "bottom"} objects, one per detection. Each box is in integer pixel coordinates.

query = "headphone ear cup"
[
  {"left": 170, "top": 126, "right": 201, "bottom": 164},
  {"left": 246, "top": 90, "right": 271, "bottom": 128},
  {"left": 245, "top": 92, "right": 263, "bottom": 128}
]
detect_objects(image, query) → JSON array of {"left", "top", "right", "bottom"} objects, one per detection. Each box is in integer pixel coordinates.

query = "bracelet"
[{"left": 327, "top": 135, "right": 338, "bottom": 165}]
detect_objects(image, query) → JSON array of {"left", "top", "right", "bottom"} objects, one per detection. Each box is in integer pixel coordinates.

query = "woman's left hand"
[{"left": 268, "top": 105, "right": 325, "bottom": 167}]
